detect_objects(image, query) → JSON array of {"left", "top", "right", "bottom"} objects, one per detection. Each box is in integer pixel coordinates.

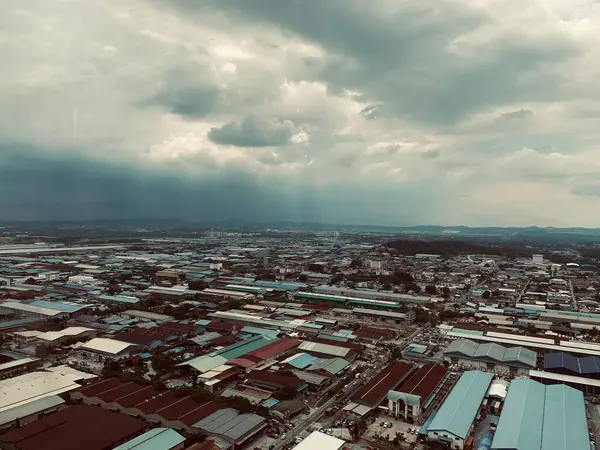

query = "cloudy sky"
[{"left": 2, "top": 0, "right": 600, "bottom": 226}]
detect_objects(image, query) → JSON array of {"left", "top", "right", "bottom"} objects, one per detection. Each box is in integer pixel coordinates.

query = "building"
[
  {"left": 193, "top": 408, "right": 267, "bottom": 449},
  {"left": 0, "top": 371, "right": 84, "bottom": 415},
  {"left": 121, "top": 310, "right": 174, "bottom": 323},
  {"left": 0, "top": 302, "right": 70, "bottom": 320},
  {"left": 12, "top": 327, "right": 96, "bottom": 347},
  {"left": 427, "top": 371, "right": 493, "bottom": 450},
  {"left": 80, "top": 337, "right": 143, "bottom": 360},
  {"left": 387, "top": 363, "right": 448, "bottom": 422},
  {"left": 0, "top": 395, "right": 66, "bottom": 432},
  {"left": 349, "top": 362, "right": 413, "bottom": 411},
  {"left": 443, "top": 339, "right": 537, "bottom": 375},
  {"left": 292, "top": 431, "right": 345, "bottom": 450},
  {"left": 114, "top": 427, "right": 186, "bottom": 450},
  {"left": 543, "top": 352, "right": 600, "bottom": 379},
  {"left": 0, "top": 357, "right": 42, "bottom": 380},
  {"left": 0, "top": 404, "right": 147, "bottom": 450},
  {"left": 71, "top": 378, "right": 220, "bottom": 434},
  {"left": 245, "top": 370, "right": 307, "bottom": 392},
  {"left": 491, "top": 378, "right": 590, "bottom": 450}
]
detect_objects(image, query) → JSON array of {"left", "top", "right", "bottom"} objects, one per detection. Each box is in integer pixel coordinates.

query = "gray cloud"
[
  {"left": 149, "top": 66, "right": 221, "bottom": 118},
  {"left": 208, "top": 116, "right": 295, "bottom": 147},
  {"left": 496, "top": 109, "right": 534, "bottom": 121}
]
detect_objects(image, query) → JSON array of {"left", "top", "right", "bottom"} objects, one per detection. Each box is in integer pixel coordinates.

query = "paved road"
[
  {"left": 272, "top": 328, "right": 422, "bottom": 450},
  {"left": 515, "top": 279, "right": 531, "bottom": 304},
  {"left": 569, "top": 280, "right": 579, "bottom": 311}
]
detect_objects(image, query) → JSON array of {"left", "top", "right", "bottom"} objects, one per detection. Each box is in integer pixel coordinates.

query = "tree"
[
  {"left": 24, "top": 277, "right": 37, "bottom": 285},
  {"left": 405, "top": 282, "right": 421, "bottom": 293},
  {"left": 227, "top": 298, "right": 241, "bottom": 309},
  {"left": 442, "top": 286, "right": 451, "bottom": 298},
  {"left": 188, "top": 280, "right": 208, "bottom": 291},
  {"left": 482, "top": 290, "right": 492, "bottom": 299},
  {"left": 382, "top": 283, "right": 392, "bottom": 291},
  {"left": 275, "top": 385, "right": 297, "bottom": 400},
  {"left": 425, "top": 284, "right": 438, "bottom": 295},
  {"left": 394, "top": 271, "right": 413, "bottom": 283}
]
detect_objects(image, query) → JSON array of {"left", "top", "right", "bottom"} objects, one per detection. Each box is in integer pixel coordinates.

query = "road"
[
  {"left": 515, "top": 279, "right": 531, "bottom": 304},
  {"left": 272, "top": 327, "right": 422, "bottom": 450},
  {"left": 569, "top": 280, "right": 579, "bottom": 311}
]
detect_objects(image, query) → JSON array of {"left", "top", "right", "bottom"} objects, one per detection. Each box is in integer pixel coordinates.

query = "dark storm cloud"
[
  {"left": 161, "top": 0, "right": 580, "bottom": 125},
  {"left": 208, "top": 116, "right": 295, "bottom": 147},
  {"left": 149, "top": 66, "right": 221, "bottom": 118},
  {"left": 0, "top": 143, "right": 289, "bottom": 222}
]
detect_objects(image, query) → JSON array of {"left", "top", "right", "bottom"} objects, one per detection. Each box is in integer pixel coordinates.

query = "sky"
[{"left": 2, "top": 0, "right": 600, "bottom": 226}]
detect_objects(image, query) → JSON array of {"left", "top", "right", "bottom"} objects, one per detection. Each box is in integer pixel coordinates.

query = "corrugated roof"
[
  {"left": 445, "top": 339, "right": 537, "bottom": 368},
  {"left": 491, "top": 379, "right": 546, "bottom": 450},
  {"left": 298, "top": 341, "right": 350, "bottom": 358},
  {"left": 193, "top": 408, "right": 266, "bottom": 442},
  {"left": 0, "top": 395, "right": 65, "bottom": 427},
  {"left": 428, "top": 371, "right": 493, "bottom": 439},
  {"left": 114, "top": 428, "right": 185, "bottom": 450},
  {"left": 492, "top": 380, "right": 590, "bottom": 450},
  {"left": 542, "top": 385, "right": 589, "bottom": 450}
]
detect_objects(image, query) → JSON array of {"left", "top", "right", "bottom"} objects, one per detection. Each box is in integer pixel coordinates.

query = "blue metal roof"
[
  {"left": 491, "top": 379, "right": 546, "bottom": 450},
  {"left": 30, "top": 300, "right": 87, "bottom": 313},
  {"left": 240, "top": 326, "right": 280, "bottom": 339},
  {"left": 492, "top": 380, "right": 590, "bottom": 450},
  {"left": 114, "top": 427, "right": 185, "bottom": 450},
  {"left": 428, "top": 371, "right": 493, "bottom": 439},
  {"left": 542, "top": 385, "right": 589, "bottom": 450}
]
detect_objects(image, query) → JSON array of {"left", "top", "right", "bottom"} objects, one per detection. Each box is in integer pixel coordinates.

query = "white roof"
[
  {"left": 80, "top": 337, "right": 136, "bottom": 355},
  {"left": 0, "top": 371, "right": 82, "bottom": 413},
  {"left": 0, "top": 302, "right": 64, "bottom": 317},
  {"left": 292, "top": 431, "right": 345, "bottom": 450},
  {"left": 13, "top": 327, "right": 94, "bottom": 342},
  {"left": 121, "top": 310, "right": 173, "bottom": 322},
  {"left": 45, "top": 365, "right": 98, "bottom": 381},
  {"left": 0, "top": 357, "right": 40, "bottom": 371},
  {"left": 298, "top": 341, "right": 350, "bottom": 357}
]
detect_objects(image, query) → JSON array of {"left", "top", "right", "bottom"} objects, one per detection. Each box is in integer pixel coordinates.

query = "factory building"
[
  {"left": 491, "top": 378, "right": 590, "bottom": 450},
  {"left": 427, "top": 371, "right": 493, "bottom": 450},
  {"left": 443, "top": 339, "right": 537, "bottom": 375}
]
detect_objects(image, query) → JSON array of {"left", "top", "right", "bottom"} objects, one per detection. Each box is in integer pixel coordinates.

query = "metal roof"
[
  {"left": 81, "top": 338, "right": 137, "bottom": 356},
  {"left": 492, "top": 379, "right": 590, "bottom": 450},
  {"left": 193, "top": 408, "right": 265, "bottom": 442},
  {"left": 114, "top": 428, "right": 185, "bottom": 450},
  {"left": 444, "top": 339, "right": 537, "bottom": 368},
  {"left": 0, "top": 395, "right": 65, "bottom": 427},
  {"left": 542, "top": 385, "right": 589, "bottom": 450},
  {"left": 298, "top": 341, "right": 350, "bottom": 358},
  {"left": 428, "top": 371, "right": 493, "bottom": 439},
  {"left": 292, "top": 431, "right": 345, "bottom": 450},
  {"left": 491, "top": 379, "right": 546, "bottom": 450}
]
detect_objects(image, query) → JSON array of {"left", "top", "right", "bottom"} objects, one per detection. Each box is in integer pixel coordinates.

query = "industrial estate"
[{"left": 0, "top": 227, "right": 598, "bottom": 450}]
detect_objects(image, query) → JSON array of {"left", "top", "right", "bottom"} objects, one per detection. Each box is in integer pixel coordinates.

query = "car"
[
  {"left": 386, "top": 422, "right": 393, "bottom": 428},
  {"left": 280, "top": 434, "right": 287, "bottom": 440},
  {"left": 380, "top": 421, "right": 385, "bottom": 426}
]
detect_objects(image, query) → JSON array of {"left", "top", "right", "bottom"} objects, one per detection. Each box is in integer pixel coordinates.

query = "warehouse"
[
  {"left": 114, "top": 427, "right": 185, "bottom": 450},
  {"left": 350, "top": 362, "right": 413, "bottom": 410},
  {"left": 0, "top": 371, "right": 83, "bottom": 414},
  {"left": 0, "top": 404, "right": 147, "bottom": 450},
  {"left": 443, "top": 339, "right": 537, "bottom": 375},
  {"left": 387, "top": 363, "right": 448, "bottom": 421},
  {"left": 192, "top": 408, "right": 267, "bottom": 448},
  {"left": 491, "top": 378, "right": 589, "bottom": 450},
  {"left": 543, "top": 352, "right": 600, "bottom": 379},
  {"left": 0, "top": 301, "right": 69, "bottom": 319},
  {"left": 0, "top": 357, "right": 42, "bottom": 380},
  {"left": 80, "top": 337, "right": 143, "bottom": 360},
  {"left": 427, "top": 371, "right": 493, "bottom": 449},
  {"left": 292, "top": 431, "right": 345, "bottom": 450},
  {"left": 201, "top": 288, "right": 255, "bottom": 300},
  {"left": 12, "top": 326, "right": 96, "bottom": 347},
  {"left": 529, "top": 369, "right": 600, "bottom": 395}
]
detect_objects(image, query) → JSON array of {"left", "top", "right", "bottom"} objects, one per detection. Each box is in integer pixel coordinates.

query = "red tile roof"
[
  {"left": 113, "top": 328, "right": 172, "bottom": 346},
  {"left": 394, "top": 363, "right": 447, "bottom": 403},
  {"left": 351, "top": 362, "right": 413, "bottom": 406},
  {"left": 77, "top": 378, "right": 123, "bottom": 397},
  {"left": 245, "top": 338, "right": 300, "bottom": 361},
  {"left": 0, "top": 404, "right": 146, "bottom": 450},
  {"left": 247, "top": 370, "right": 304, "bottom": 388}
]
